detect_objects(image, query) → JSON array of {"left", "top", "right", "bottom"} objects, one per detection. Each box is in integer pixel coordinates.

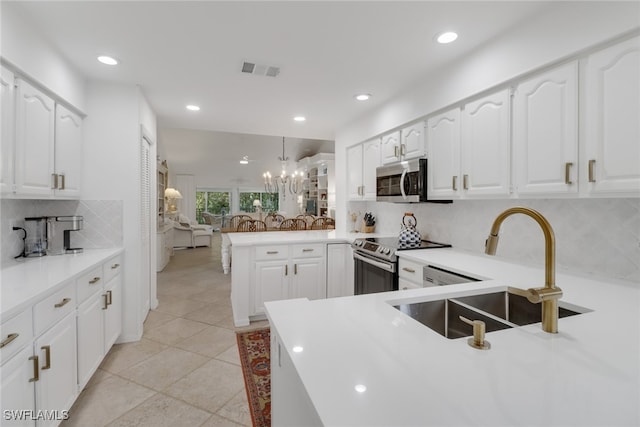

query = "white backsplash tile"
[
  {"left": 351, "top": 198, "right": 640, "bottom": 283},
  {"left": 1, "top": 199, "right": 123, "bottom": 268}
]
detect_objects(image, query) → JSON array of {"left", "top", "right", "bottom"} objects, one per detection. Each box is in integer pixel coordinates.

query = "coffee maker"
[
  {"left": 23, "top": 217, "right": 48, "bottom": 257},
  {"left": 47, "top": 216, "right": 84, "bottom": 255}
]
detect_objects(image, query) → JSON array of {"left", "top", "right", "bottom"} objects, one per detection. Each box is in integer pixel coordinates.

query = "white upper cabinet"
[
  {"left": 514, "top": 62, "right": 579, "bottom": 195},
  {"left": 584, "top": 36, "right": 640, "bottom": 195},
  {"left": 1, "top": 67, "right": 15, "bottom": 195},
  {"left": 347, "top": 138, "right": 380, "bottom": 201},
  {"left": 461, "top": 89, "right": 511, "bottom": 197},
  {"left": 14, "top": 78, "right": 55, "bottom": 196},
  {"left": 54, "top": 105, "right": 82, "bottom": 197},
  {"left": 427, "top": 108, "right": 461, "bottom": 199},
  {"left": 380, "top": 131, "right": 401, "bottom": 164}
]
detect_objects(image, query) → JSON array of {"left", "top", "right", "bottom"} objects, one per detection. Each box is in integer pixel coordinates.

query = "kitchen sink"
[{"left": 393, "top": 289, "right": 590, "bottom": 339}]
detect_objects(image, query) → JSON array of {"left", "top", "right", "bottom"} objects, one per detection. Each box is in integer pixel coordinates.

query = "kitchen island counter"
[{"left": 265, "top": 248, "right": 639, "bottom": 426}]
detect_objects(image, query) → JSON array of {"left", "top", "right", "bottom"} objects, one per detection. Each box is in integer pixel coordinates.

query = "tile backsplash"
[
  {"left": 350, "top": 198, "right": 640, "bottom": 283},
  {"left": 1, "top": 199, "right": 123, "bottom": 268}
]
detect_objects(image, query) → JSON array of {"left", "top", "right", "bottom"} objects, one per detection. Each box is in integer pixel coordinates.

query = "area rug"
[{"left": 237, "top": 328, "right": 271, "bottom": 427}]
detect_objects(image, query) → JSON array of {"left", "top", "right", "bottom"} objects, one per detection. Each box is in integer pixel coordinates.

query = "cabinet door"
[
  {"left": 400, "top": 122, "right": 426, "bottom": 160},
  {"left": 380, "top": 131, "right": 401, "bottom": 165},
  {"left": 514, "top": 62, "right": 578, "bottom": 195},
  {"left": 427, "top": 108, "right": 461, "bottom": 199},
  {"left": 34, "top": 312, "right": 77, "bottom": 427},
  {"left": 461, "top": 89, "right": 511, "bottom": 197},
  {"left": 1, "top": 346, "right": 36, "bottom": 427},
  {"left": 14, "top": 78, "right": 55, "bottom": 196},
  {"left": 346, "top": 144, "right": 363, "bottom": 200},
  {"left": 77, "top": 293, "right": 105, "bottom": 390},
  {"left": 291, "top": 258, "right": 326, "bottom": 300},
  {"left": 585, "top": 36, "right": 640, "bottom": 195},
  {"left": 399, "top": 278, "right": 422, "bottom": 291},
  {"left": 54, "top": 105, "right": 82, "bottom": 197},
  {"left": 327, "top": 243, "right": 354, "bottom": 298},
  {"left": 1, "top": 67, "right": 15, "bottom": 195},
  {"left": 104, "top": 275, "right": 122, "bottom": 352},
  {"left": 362, "top": 138, "right": 381, "bottom": 200},
  {"left": 254, "top": 261, "right": 288, "bottom": 315}
]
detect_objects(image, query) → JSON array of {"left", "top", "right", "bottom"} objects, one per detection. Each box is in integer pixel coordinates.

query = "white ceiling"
[{"left": 9, "top": 1, "right": 555, "bottom": 141}]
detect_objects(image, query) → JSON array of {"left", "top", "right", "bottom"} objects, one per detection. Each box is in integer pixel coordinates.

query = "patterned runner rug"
[{"left": 236, "top": 328, "right": 271, "bottom": 427}]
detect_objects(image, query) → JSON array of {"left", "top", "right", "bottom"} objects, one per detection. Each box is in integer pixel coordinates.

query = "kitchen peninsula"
[
  {"left": 228, "top": 230, "right": 390, "bottom": 327},
  {"left": 265, "top": 249, "right": 639, "bottom": 426}
]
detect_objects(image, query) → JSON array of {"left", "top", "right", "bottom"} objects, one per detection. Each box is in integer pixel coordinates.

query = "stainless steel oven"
[{"left": 352, "top": 237, "right": 451, "bottom": 295}]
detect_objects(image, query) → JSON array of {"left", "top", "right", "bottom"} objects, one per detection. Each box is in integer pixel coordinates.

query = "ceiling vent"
[{"left": 241, "top": 61, "right": 280, "bottom": 78}]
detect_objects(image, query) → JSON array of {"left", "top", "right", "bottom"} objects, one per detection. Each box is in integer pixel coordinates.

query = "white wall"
[
  {"left": 335, "top": 2, "right": 640, "bottom": 281},
  {"left": 0, "top": 2, "right": 86, "bottom": 111}
]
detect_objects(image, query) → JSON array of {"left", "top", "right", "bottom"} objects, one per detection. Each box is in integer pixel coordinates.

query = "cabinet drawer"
[
  {"left": 291, "top": 243, "right": 325, "bottom": 259},
  {"left": 0, "top": 309, "right": 33, "bottom": 363},
  {"left": 77, "top": 266, "right": 104, "bottom": 303},
  {"left": 103, "top": 254, "right": 123, "bottom": 283},
  {"left": 399, "top": 277, "right": 423, "bottom": 291},
  {"left": 255, "top": 245, "right": 289, "bottom": 261},
  {"left": 34, "top": 281, "right": 75, "bottom": 336},
  {"left": 398, "top": 258, "right": 423, "bottom": 284}
]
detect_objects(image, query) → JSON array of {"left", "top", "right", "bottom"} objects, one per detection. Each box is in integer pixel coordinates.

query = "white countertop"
[
  {"left": 265, "top": 248, "right": 640, "bottom": 426},
  {"left": 226, "top": 230, "right": 394, "bottom": 246},
  {"left": 1, "top": 248, "right": 123, "bottom": 322}
]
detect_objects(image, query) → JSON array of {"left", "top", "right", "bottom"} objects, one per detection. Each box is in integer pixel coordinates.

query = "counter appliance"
[{"left": 47, "top": 215, "right": 84, "bottom": 255}]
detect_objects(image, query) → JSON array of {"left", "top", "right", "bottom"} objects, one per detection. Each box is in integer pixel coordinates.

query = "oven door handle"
[
  {"left": 353, "top": 252, "right": 395, "bottom": 272},
  {"left": 400, "top": 168, "right": 408, "bottom": 200}
]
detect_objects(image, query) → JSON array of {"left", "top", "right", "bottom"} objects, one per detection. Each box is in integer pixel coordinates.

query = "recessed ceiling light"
[
  {"left": 436, "top": 31, "right": 458, "bottom": 44},
  {"left": 239, "top": 156, "right": 249, "bottom": 165},
  {"left": 293, "top": 116, "right": 306, "bottom": 122},
  {"left": 355, "top": 94, "right": 372, "bottom": 101},
  {"left": 97, "top": 56, "right": 118, "bottom": 65},
  {"left": 186, "top": 105, "right": 200, "bottom": 111}
]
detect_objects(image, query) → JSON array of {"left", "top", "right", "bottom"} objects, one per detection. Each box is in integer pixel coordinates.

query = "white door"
[
  {"left": 1, "top": 67, "right": 15, "bottom": 195},
  {"left": 585, "top": 36, "right": 640, "bottom": 195},
  {"left": 104, "top": 275, "right": 123, "bottom": 352},
  {"left": 362, "top": 138, "right": 381, "bottom": 200},
  {"left": 254, "top": 261, "right": 288, "bottom": 315},
  {"left": 461, "top": 89, "right": 511, "bottom": 197},
  {"left": 346, "top": 144, "right": 363, "bottom": 200},
  {"left": 14, "top": 78, "right": 55, "bottom": 196},
  {"left": 1, "top": 346, "right": 36, "bottom": 427},
  {"left": 54, "top": 105, "right": 82, "bottom": 197},
  {"left": 290, "top": 258, "right": 326, "bottom": 300},
  {"left": 427, "top": 108, "right": 461, "bottom": 199},
  {"left": 140, "top": 136, "right": 152, "bottom": 320},
  {"left": 400, "top": 122, "right": 426, "bottom": 160},
  {"left": 514, "top": 62, "right": 579, "bottom": 195},
  {"left": 76, "top": 294, "right": 105, "bottom": 389},
  {"left": 380, "top": 131, "right": 401, "bottom": 164}
]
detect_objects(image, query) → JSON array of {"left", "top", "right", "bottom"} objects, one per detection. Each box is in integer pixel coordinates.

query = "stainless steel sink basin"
[{"left": 393, "top": 289, "right": 590, "bottom": 339}]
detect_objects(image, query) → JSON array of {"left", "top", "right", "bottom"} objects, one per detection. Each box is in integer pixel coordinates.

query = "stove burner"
[{"left": 351, "top": 237, "right": 451, "bottom": 262}]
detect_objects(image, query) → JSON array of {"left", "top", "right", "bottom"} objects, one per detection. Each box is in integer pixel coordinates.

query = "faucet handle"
[{"left": 459, "top": 316, "right": 491, "bottom": 350}]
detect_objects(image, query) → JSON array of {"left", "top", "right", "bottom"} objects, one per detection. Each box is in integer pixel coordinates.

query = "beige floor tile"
[
  {"left": 175, "top": 325, "right": 237, "bottom": 358},
  {"left": 106, "top": 393, "right": 210, "bottom": 427},
  {"left": 61, "top": 376, "right": 156, "bottom": 427},
  {"left": 154, "top": 294, "right": 210, "bottom": 317},
  {"left": 118, "top": 347, "right": 209, "bottom": 391},
  {"left": 183, "top": 304, "right": 232, "bottom": 325},
  {"left": 216, "top": 390, "right": 252, "bottom": 427},
  {"left": 164, "top": 359, "right": 245, "bottom": 413},
  {"left": 82, "top": 368, "right": 113, "bottom": 390},
  {"left": 142, "top": 310, "right": 177, "bottom": 331},
  {"left": 200, "top": 413, "right": 247, "bottom": 427},
  {"left": 188, "top": 287, "right": 231, "bottom": 304},
  {"left": 99, "top": 338, "right": 168, "bottom": 374},
  {"left": 157, "top": 282, "right": 211, "bottom": 298},
  {"left": 144, "top": 317, "right": 210, "bottom": 345},
  {"left": 215, "top": 345, "right": 241, "bottom": 366}
]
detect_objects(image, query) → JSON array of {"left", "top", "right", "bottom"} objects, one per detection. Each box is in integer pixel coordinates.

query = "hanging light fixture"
[{"left": 263, "top": 137, "right": 304, "bottom": 197}]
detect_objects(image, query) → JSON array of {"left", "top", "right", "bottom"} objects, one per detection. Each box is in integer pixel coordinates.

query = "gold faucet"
[{"left": 484, "top": 207, "right": 563, "bottom": 333}]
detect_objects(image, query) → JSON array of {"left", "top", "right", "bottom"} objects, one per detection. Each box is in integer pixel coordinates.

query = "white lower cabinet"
[
  {"left": 398, "top": 258, "right": 424, "bottom": 290},
  {"left": 252, "top": 243, "right": 326, "bottom": 316},
  {"left": 76, "top": 294, "right": 105, "bottom": 389},
  {"left": 1, "top": 345, "right": 37, "bottom": 426},
  {"left": 327, "top": 243, "right": 354, "bottom": 297}
]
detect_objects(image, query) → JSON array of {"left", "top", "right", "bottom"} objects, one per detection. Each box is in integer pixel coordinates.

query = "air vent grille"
[{"left": 241, "top": 61, "right": 280, "bottom": 78}]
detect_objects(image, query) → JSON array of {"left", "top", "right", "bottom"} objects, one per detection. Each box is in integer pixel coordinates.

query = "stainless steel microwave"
[{"left": 376, "top": 158, "right": 429, "bottom": 203}]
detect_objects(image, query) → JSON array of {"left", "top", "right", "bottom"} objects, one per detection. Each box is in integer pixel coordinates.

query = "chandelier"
[{"left": 263, "top": 137, "right": 304, "bottom": 197}]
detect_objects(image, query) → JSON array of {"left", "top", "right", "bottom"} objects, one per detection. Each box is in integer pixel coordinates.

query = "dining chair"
[
  {"left": 264, "top": 213, "right": 285, "bottom": 228},
  {"left": 310, "top": 217, "right": 335, "bottom": 230},
  {"left": 297, "top": 214, "right": 316, "bottom": 227},
  {"left": 228, "top": 214, "right": 252, "bottom": 230},
  {"left": 279, "top": 218, "right": 307, "bottom": 231},
  {"left": 236, "top": 219, "right": 267, "bottom": 232}
]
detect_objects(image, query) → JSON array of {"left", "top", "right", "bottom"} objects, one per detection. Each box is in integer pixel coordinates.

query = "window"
[
  {"left": 195, "top": 190, "right": 231, "bottom": 223},
  {"left": 239, "top": 192, "right": 279, "bottom": 213}
]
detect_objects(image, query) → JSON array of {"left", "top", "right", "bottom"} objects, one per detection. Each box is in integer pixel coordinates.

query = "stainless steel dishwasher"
[{"left": 423, "top": 265, "right": 481, "bottom": 287}]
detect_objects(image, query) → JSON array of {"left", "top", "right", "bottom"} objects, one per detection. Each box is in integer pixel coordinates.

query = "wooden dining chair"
[
  {"left": 279, "top": 218, "right": 307, "bottom": 231},
  {"left": 228, "top": 214, "right": 252, "bottom": 230},
  {"left": 297, "top": 214, "right": 316, "bottom": 227},
  {"left": 264, "top": 213, "right": 285, "bottom": 228},
  {"left": 310, "top": 217, "right": 335, "bottom": 230},
  {"left": 236, "top": 219, "right": 267, "bottom": 232}
]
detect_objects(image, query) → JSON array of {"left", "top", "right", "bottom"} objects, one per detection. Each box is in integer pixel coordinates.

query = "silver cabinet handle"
[
  {"left": 107, "top": 290, "right": 113, "bottom": 306},
  {"left": 41, "top": 345, "right": 51, "bottom": 370},
  {"left": 51, "top": 173, "right": 58, "bottom": 189},
  {"left": 463, "top": 174, "right": 469, "bottom": 190},
  {"left": 102, "top": 293, "right": 109, "bottom": 310},
  {"left": 54, "top": 298, "right": 71, "bottom": 308},
  {"left": 402, "top": 267, "right": 416, "bottom": 273},
  {"left": 0, "top": 333, "right": 19, "bottom": 348},
  {"left": 285, "top": 264, "right": 288, "bottom": 276},
  {"left": 400, "top": 144, "right": 406, "bottom": 156},
  {"left": 89, "top": 277, "right": 101, "bottom": 284},
  {"left": 302, "top": 248, "right": 314, "bottom": 252},
  {"left": 111, "top": 263, "right": 120, "bottom": 269},
  {"left": 452, "top": 176, "right": 458, "bottom": 191},
  {"left": 588, "top": 159, "right": 596, "bottom": 183},
  {"left": 266, "top": 251, "right": 279, "bottom": 255},
  {"left": 58, "top": 174, "right": 65, "bottom": 190},
  {"left": 565, "top": 162, "right": 573, "bottom": 185},
  {"left": 394, "top": 145, "right": 399, "bottom": 158},
  {"left": 29, "top": 356, "right": 39, "bottom": 382}
]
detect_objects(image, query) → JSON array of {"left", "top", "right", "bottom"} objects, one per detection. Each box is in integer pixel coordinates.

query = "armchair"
[{"left": 171, "top": 217, "right": 214, "bottom": 248}]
